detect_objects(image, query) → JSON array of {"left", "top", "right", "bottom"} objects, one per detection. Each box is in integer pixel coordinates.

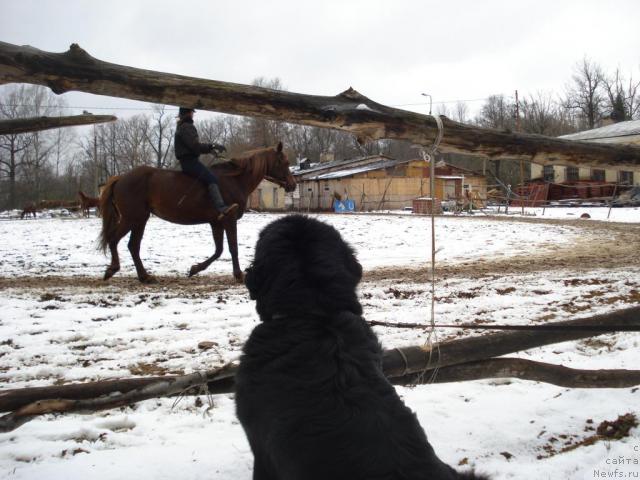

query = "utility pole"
[
  {"left": 515, "top": 90, "right": 525, "bottom": 215},
  {"left": 93, "top": 125, "right": 99, "bottom": 196}
]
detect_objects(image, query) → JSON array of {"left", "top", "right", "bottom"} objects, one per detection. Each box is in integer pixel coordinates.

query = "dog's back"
[{"left": 236, "top": 215, "right": 487, "bottom": 480}]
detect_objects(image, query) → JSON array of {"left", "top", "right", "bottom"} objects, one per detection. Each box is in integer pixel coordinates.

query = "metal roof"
[
  {"left": 559, "top": 119, "right": 640, "bottom": 143},
  {"left": 294, "top": 154, "right": 395, "bottom": 177},
  {"left": 307, "top": 158, "right": 408, "bottom": 180}
]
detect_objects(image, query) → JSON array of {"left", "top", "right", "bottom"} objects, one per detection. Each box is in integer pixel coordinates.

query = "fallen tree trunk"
[
  {"left": 0, "top": 114, "right": 116, "bottom": 135},
  {"left": 0, "top": 365, "right": 236, "bottom": 433},
  {"left": 0, "top": 368, "right": 237, "bottom": 413},
  {"left": 392, "top": 358, "right": 640, "bottom": 389},
  {"left": 382, "top": 305, "right": 640, "bottom": 377},
  {"left": 1, "top": 41, "right": 638, "bottom": 169}
]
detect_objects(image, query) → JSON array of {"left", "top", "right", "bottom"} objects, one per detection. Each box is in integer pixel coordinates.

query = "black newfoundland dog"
[{"left": 236, "top": 215, "right": 487, "bottom": 480}]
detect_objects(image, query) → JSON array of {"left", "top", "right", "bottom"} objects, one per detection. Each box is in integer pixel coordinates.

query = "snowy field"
[
  {"left": 0, "top": 212, "right": 587, "bottom": 277},
  {"left": 1, "top": 212, "right": 639, "bottom": 479},
  {"left": 483, "top": 205, "right": 640, "bottom": 223}
]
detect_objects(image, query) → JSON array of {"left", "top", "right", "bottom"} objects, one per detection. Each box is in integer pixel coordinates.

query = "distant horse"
[
  {"left": 78, "top": 191, "right": 100, "bottom": 217},
  {"left": 99, "top": 142, "right": 296, "bottom": 283},
  {"left": 20, "top": 204, "right": 37, "bottom": 219}
]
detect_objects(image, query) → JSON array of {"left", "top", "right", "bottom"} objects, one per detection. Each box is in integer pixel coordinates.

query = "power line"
[{"left": 391, "top": 97, "right": 492, "bottom": 107}]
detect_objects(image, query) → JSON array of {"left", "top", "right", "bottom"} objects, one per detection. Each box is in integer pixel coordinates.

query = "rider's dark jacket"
[{"left": 174, "top": 118, "right": 213, "bottom": 161}]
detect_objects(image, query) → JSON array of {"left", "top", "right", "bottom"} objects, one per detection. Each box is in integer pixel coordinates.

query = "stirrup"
[
  {"left": 216, "top": 203, "right": 239, "bottom": 220},
  {"left": 223, "top": 203, "right": 239, "bottom": 215}
]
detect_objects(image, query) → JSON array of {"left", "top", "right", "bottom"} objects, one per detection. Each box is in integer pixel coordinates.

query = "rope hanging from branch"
[{"left": 418, "top": 114, "right": 445, "bottom": 383}]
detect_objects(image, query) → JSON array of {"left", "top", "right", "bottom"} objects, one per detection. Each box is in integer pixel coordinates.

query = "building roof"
[
  {"left": 308, "top": 158, "right": 409, "bottom": 180},
  {"left": 298, "top": 156, "right": 483, "bottom": 181},
  {"left": 294, "top": 154, "right": 395, "bottom": 178},
  {"left": 559, "top": 119, "right": 640, "bottom": 144}
]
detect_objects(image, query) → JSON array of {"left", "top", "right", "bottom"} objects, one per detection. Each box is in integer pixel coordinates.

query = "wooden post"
[{"left": 607, "top": 183, "right": 619, "bottom": 220}]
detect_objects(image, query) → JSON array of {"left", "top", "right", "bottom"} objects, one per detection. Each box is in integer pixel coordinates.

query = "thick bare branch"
[
  {"left": 381, "top": 305, "right": 640, "bottom": 377},
  {"left": 0, "top": 42, "right": 638, "bottom": 169},
  {"left": 0, "top": 364, "right": 236, "bottom": 433},
  {"left": 0, "top": 114, "right": 116, "bottom": 135},
  {"left": 392, "top": 358, "right": 640, "bottom": 388}
]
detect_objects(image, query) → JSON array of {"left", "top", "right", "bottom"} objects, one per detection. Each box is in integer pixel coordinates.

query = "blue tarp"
[{"left": 333, "top": 199, "right": 355, "bottom": 213}]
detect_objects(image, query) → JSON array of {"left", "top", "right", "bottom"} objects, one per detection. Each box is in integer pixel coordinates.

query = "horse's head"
[{"left": 266, "top": 142, "right": 297, "bottom": 192}]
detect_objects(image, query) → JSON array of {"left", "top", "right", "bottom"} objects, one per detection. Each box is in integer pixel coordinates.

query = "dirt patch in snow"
[
  {"left": 0, "top": 217, "right": 638, "bottom": 293},
  {"left": 366, "top": 219, "right": 640, "bottom": 284}
]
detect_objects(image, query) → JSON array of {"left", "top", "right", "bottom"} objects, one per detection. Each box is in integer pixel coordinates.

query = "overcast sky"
[{"left": 1, "top": 0, "right": 639, "bottom": 120}]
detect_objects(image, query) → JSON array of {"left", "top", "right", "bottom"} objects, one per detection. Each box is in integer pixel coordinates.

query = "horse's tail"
[{"left": 98, "top": 176, "right": 121, "bottom": 253}]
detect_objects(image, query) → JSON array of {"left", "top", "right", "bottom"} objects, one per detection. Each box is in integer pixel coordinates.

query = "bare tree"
[
  {"left": 603, "top": 68, "right": 640, "bottom": 121},
  {"left": 145, "top": 105, "right": 174, "bottom": 168},
  {"left": 0, "top": 85, "right": 66, "bottom": 208},
  {"left": 520, "top": 91, "right": 575, "bottom": 136},
  {"left": 453, "top": 101, "right": 468, "bottom": 123},
  {"left": 564, "top": 57, "right": 606, "bottom": 129},
  {"left": 476, "top": 94, "right": 516, "bottom": 130}
]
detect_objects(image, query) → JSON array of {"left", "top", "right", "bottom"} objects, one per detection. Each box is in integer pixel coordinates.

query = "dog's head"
[{"left": 245, "top": 215, "right": 363, "bottom": 320}]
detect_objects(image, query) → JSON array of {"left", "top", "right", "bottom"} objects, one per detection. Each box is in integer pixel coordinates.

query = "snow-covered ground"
[
  {"left": 0, "top": 213, "right": 590, "bottom": 277},
  {"left": 482, "top": 205, "right": 640, "bottom": 223},
  {"left": 0, "top": 212, "right": 639, "bottom": 479}
]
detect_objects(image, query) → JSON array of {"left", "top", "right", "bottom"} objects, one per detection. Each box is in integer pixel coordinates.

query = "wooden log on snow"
[
  {"left": 381, "top": 305, "right": 640, "bottom": 377},
  {"left": 0, "top": 114, "right": 116, "bottom": 135},
  {"left": 392, "top": 358, "right": 640, "bottom": 389},
  {"left": 0, "top": 41, "right": 638, "bottom": 169},
  {"left": 0, "top": 369, "right": 237, "bottom": 413}
]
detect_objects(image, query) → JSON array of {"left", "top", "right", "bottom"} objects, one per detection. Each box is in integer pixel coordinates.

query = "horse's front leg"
[
  {"left": 188, "top": 223, "right": 224, "bottom": 277},
  {"left": 224, "top": 218, "right": 243, "bottom": 283}
]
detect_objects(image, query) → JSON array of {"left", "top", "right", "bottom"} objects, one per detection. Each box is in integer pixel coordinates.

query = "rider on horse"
[{"left": 174, "top": 107, "right": 238, "bottom": 220}]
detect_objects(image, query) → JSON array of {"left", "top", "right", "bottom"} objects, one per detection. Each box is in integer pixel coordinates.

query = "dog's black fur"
[{"left": 236, "top": 215, "right": 488, "bottom": 480}]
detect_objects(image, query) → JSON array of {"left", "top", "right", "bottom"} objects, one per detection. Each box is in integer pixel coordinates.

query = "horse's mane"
[{"left": 211, "top": 146, "right": 275, "bottom": 177}]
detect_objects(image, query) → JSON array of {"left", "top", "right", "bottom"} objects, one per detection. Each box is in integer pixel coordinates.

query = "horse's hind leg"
[
  {"left": 128, "top": 217, "right": 156, "bottom": 284},
  {"left": 188, "top": 223, "right": 224, "bottom": 277},
  {"left": 224, "top": 218, "right": 243, "bottom": 283},
  {"left": 104, "top": 222, "right": 132, "bottom": 280}
]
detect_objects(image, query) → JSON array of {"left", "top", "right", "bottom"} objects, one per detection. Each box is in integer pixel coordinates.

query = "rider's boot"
[{"left": 208, "top": 183, "right": 238, "bottom": 221}]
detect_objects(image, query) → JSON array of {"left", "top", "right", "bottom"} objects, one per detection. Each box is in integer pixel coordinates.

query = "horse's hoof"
[
  {"left": 188, "top": 266, "right": 200, "bottom": 277},
  {"left": 140, "top": 275, "right": 158, "bottom": 284},
  {"left": 234, "top": 271, "right": 244, "bottom": 283},
  {"left": 103, "top": 268, "right": 118, "bottom": 281}
]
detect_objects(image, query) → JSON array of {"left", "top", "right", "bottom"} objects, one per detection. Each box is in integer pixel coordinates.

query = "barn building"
[
  {"left": 291, "top": 154, "right": 487, "bottom": 212},
  {"left": 520, "top": 120, "right": 640, "bottom": 205}
]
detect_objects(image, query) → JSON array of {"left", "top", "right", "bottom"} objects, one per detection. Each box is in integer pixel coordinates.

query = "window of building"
[
  {"left": 543, "top": 165, "right": 555, "bottom": 182},
  {"left": 619, "top": 171, "right": 634, "bottom": 185},
  {"left": 591, "top": 169, "right": 605, "bottom": 182},
  {"left": 566, "top": 166, "right": 579, "bottom": 182}
]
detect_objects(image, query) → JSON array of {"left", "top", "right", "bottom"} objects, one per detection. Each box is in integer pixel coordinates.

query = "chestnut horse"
[
  {"left": 20, "top": 204, "right": 37, "bottom": 219},
  {"left": 99, "top": 142, "right": 296, "bottom": 283},
  {"left": 78, "top": 191, "right": 100, "bottom": 217}
]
